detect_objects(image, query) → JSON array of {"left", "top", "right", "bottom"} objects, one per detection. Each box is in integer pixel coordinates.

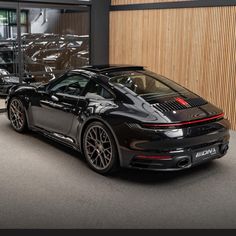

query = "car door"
[
  {"left": 67, "top": 79, "right": 116, "bottom": 142},
  {"left": 31, "top": 73, "right": 89, "bottom": 136}
]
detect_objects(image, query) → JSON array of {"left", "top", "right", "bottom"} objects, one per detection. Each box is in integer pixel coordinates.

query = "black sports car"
[
  {"left": 0, "top": 69, "right": 36, "bottom": 96},
  {"left": 5, "top": 65, "right": 230, "bottom": 174},
  {"left": 0, "top": 69, "right": 23, "bottom": 96}
]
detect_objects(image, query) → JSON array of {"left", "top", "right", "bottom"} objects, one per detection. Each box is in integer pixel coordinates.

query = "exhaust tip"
[
  {"left": 220, "top": 144, "right": 229, "bottom": 155},
  {"left": 177, "top": 158, "right": 190, "bottom": 168}
]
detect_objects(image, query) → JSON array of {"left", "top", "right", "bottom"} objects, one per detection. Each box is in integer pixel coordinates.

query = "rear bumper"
[
  {"left": 125, "top": 142, "right": 229, "bottom": 171},
  {"left": 115, "top": 118, "right": 230, "bottom": 170}
]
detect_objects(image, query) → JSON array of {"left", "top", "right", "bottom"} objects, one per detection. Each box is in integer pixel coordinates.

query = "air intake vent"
[{"left": 153, "top": 97, "right": 207, "bottom": 112}]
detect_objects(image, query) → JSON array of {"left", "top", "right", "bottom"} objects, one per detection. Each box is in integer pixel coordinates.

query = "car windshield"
[{"left": 109, "top": 70, "right": 189, "bottom": 98}]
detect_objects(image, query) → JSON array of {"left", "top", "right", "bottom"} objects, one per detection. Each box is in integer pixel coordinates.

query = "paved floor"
[
  {"left": 0, "top": 99, "right": 5, "bottom": 110},
  {"left": 0, "top": 113, "right": 236, "bottom": 229}
]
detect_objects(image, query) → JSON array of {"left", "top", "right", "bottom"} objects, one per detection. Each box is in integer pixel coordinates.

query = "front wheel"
[
  {"left": 9, "top": 98, "right": 27, "bottom": 133},
  {"left": 83, "top": 121, "right": 119, "bottom": 174}
]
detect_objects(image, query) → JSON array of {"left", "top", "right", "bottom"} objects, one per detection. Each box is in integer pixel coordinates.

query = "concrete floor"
[
  {"left": 0, "top": 113, "right": 236, "bottom": 229},
  {"left": 0, "top": 99, "right": 5, "bottom": 110}
]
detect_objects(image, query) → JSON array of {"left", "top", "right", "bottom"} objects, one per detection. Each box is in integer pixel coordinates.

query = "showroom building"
[
  {"left": 0, "top": 0, "right": 236, "bottom": 230},
  {"left": 0, "top": 0, "right": 109, "bottom": 81}
]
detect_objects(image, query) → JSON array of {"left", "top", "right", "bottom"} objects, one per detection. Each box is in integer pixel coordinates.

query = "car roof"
[
  {"left": 78, "top": 65, "right": 144, "bottom": 74},
  {"left": 71, "top": 65, "right": 146, "bottom": 84}
]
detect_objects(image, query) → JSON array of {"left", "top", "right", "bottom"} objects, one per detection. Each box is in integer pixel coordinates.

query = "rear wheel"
[
  {"left": 9, "top": 98, "right": 27, "bottom": 133},
  {"left": 83, "top": 121, "right": 119, "bottom": 174}
]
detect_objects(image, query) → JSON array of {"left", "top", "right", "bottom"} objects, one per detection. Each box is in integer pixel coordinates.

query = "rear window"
[{"left": 109, "top": 70, "right": 189, "bottom": 98}]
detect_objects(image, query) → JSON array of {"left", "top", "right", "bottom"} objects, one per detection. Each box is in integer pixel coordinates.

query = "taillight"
[{"left": 142, "top": 113, "right": 224, "bottom": 128}]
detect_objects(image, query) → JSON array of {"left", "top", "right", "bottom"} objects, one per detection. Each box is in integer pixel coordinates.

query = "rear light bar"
[
  {"left": 143, "top": 113, "right": 224, "bottom": 128},
  {"left": 135, "top": 155, "right": 173, "bottom": 160}
]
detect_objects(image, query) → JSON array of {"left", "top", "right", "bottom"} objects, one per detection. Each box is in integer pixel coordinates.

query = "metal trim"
[
  {"left": 110, "top": 0, "right": 236, "bottom": 11},
  {"left": 19, "top": 3, "right": 89, "bottom": 10},
  {"left": 0, "top": 0, "right": 91, "bottom": 6}
]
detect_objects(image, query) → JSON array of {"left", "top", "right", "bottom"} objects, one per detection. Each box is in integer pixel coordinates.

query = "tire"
[
  {"left": 83, "top": 121, "right": 119, "bottom": 174},
  {"left": 8, "top": 98, "right": 27, "bottom": 133}
]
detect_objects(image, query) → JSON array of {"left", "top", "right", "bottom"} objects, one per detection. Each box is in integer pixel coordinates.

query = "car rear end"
[
  {"left": 115, "top": 106, "right": 230, "bottom": 171},
  {"left": 108, "top": 69, "right": 230, "bottom": 171}
]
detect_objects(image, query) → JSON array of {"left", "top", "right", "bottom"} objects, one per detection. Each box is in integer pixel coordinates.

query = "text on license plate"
[{"left": 194, "top": 147, "right": 218, "bottom": 162}]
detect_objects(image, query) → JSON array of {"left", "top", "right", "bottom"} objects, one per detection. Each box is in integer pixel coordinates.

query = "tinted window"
[
  {"left": 109, "top": 71, "right": 189, "bottom": 97},
  {"left": 50, "top": 74, "right": 89, "bottom": 96},
  {"left": 84, "top": 81, "right": 113, "bottom": 99}
]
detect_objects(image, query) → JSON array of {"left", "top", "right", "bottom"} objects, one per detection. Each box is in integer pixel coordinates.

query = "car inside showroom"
[{"left": 0, "top": 0, "right": 236, "bottom": 231}]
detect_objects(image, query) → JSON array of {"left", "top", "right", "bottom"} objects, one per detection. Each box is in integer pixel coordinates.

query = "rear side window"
[
  {"left": 109, "top": 70, "right": 188, "bottom": 97},
  {"left": 84, "top": 81, "right": 113, "bottom": 100}
]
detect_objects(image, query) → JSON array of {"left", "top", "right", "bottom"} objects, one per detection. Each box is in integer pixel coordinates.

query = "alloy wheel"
[
  {"left": 84, "top": 125, "right": 113, "bottom": 171},
  {"left": 9, "top": 99, "right": 25, "bottom": 131}
]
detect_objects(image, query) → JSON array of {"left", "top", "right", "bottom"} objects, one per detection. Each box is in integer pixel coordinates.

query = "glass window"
[
  {"left": 0, "top": 5, "right": 91, "bottom": 86},
  {"left": 50, "top": 74, "right": 89, "bottom": 96},
  {"left": 109, "top": 71, "right": 189, "bottom": 98},
  {"left": 0, "top": 9, "right": 26, "bottom": 39},
  {"left": 84, "top": 81, "right": 113, "bottom": 100},
  {"left": 0, "top": 9, "right": 19, "bottom": 78},
  {"left": 21, "top": 7, "right": 90, "bottom": 83}
]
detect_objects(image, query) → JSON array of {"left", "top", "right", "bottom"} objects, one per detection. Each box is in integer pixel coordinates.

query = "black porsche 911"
[
  {"left": 0, "top": 69, "right": 20, "bottom": 96},
  {"left": 0, "top": 69, "right": 36, "bottom": 96},
  {"left": 5, "top": 65, "right": 230, "bottom": 174}
]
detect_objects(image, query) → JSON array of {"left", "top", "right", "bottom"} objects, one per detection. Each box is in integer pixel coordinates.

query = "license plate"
[{"left": 193, "top": 146, "right": 218, "bottom": 163}]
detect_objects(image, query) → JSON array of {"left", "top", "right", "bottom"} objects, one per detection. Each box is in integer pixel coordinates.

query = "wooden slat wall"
[
  {"left": 112, "top": 0, "right": 192, "bottom": 5},
  {"left": 56, "top": 12, "right": 89, "bottom": 35},
  {"left": 110, "top": 6, "right": 236, "bottom": 129}
]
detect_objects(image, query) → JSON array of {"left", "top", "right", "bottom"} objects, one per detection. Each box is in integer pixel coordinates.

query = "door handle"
[{"left": 51, "top": 95, "right": 59, "bottom": 102}]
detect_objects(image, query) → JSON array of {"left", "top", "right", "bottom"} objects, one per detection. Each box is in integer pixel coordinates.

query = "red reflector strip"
[
  {"left": 136, "top": 155, "right": 173, "bottom": 160},
  {"left": 143, "top": 113, "right": 224, "bottom": 128},
  {"left": 175, "top": 97, "right": 190, "bottom": 106}
]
